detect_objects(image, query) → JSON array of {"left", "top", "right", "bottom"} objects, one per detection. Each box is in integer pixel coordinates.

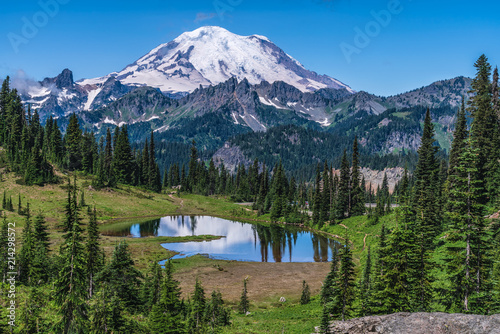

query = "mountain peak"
[{"left": 94, "top": 27, "right": 353, "bottom": 94}]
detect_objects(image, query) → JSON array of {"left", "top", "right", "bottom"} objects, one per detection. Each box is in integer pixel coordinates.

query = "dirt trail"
[{"left": 168, "top": 194, "right": 184, "bottom": 213}]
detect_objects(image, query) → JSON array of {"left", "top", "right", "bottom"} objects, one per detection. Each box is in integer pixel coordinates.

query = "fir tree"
[
  {"left": 312, "top": 164, "right": 322, "bottom": 225},
  {"left": 300, "top": 280, "right": 311, "bottom": 305},
  {"left": 65, "top": 113, "right": 83, "bottom": 170},
  {"left": 336, "top": 233, "right": 356, "bottom": 321},
  {"left": 468, "top": 54, "right": 495, "bottom": 205},
  {"left": 188, "top": 140, "right": 198, "bottom": 192},
  {"left": 414, "top": 109, "right": 441, "bottom": 244},
  {"left": 337, "top": 150, "right": 350, "bottom": 219},
  {"left": 350, "top": 136, "right": 364, "bottom": 216},
  {"left": 189, "top": 279, "right": 207, "bottom": 333},
  {"left": 86, "top": 207, "right": 104, "bottom": 298},
  {"left": 357, "top": 246, "right": 373, "bottom": 317},
  {"left": 113, "top": 126, "right": 134, "bottom": 184},
  {"left": 206, "top": 290, "right": 231, "bottom": 330},
  {"left": 54, "top": 181, "right": 88, "bottom": 333},
  {"left": 149, "top": 260, "right": 184, "bottom": 333},
  {"left": 239, "top": 277, "right": 250, "bottom": 314},
  {"left": 19, "top": 206, "right": 34, "bottom": 284},
  {"left": 320, "top": 161, "right": 331, "bottom": 226},
  {"left": 97, "top": 240, "right": 143, "bottom": 310},
  {"left": 444, "top": 136, "right": 493, "bottom": 313}
]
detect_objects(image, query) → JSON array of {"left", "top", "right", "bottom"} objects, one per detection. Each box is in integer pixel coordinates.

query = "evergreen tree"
[
  {"left": 444, "top": 136, "right": 492, "bottom": 313},
  {"left": 65, "top": 113, "right": 83, "bottom": 170},
  {"left": 468, "top": 54, "right": 495, "bottom": 205},
  {"left": 113, "top": 126, "right": 134, "bottom": 184},
  {"left": 97, "top": 240, "right": 143, "bottom": 310},
  {"left": 19, "top": 206, "right": 34, "bottom": 284},
  {"left": 357, "top": 246, "right": 373, "bottom": 317},
  {"left": 54, "top": 179, "right": 88, "bottom": 333},
  {"left": 149, "top": 260, "right": 184, "bottom": 333},
  {"left": 300, "top": 280, "right": 311, "bottom": 305},
  {"left": 312, "top": 164, "right": 322, "bottom": 225},
  {"left": 188, "top": 279, "right": 207, "bottom": 333},
  {"left": 238, "top": 278, "right": 250, "bottom": 314},
  {"left": 86, "top": 207, "right": 104, "bottom": 298},
  {"left": 336, "top": 233, "right": 356, "bottom": 321},
  {"left": 141, "top": 261, "right": 163, "bottom": 313},
  {"left": 337, "top": 150, "right": 350, "bottom": 219},
  {"left": 414, "top": 109, "right": 441, "bottom": 244},
  {"left": 188, "top": 140, "right": 198, "bottom": 192},
  {"left": 350, "top": 136, "right": 364, "bottom": 216},
  {"left": 320, "top": 161, "right": 331, "bottom": 225},
  {"left": 206, "top": 290, "right": 231, "bottom": 331}
]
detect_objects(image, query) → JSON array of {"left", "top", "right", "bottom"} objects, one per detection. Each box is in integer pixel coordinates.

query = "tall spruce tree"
[
  {"left": 337, "top": 150, "right": 350, "bottom": 219},
  {"left": 350, "top": 136, "right": 364, "bottom": 217},
  {"left": 54, "top": 178, "right": 88, "bottom": 333},
  {"left": 86, "top": 207, "right": 104, "bottom": 298},
  {"left": 444, "top": 135, "right": 493, "bottom": 313},
  {"left": 97, "top": 240, "right": 143, "bottom": 311}
]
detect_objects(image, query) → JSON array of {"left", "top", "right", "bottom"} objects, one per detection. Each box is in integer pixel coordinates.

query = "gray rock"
[{"left": 315, "top": 312, "right": 500, "bottom": 334}]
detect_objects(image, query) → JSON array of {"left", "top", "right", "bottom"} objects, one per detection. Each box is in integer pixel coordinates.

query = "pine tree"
[
  {"left": 321, "top": 249, "right": 339, "bottom": 307},
  {"left": 188, "top": 140, "right": 198, "bottom": 192},
  {"left": 357, "top": 246, "right": 373, "bottom": 316},
  {"left": 97, "top": 240, "right": 143, "bottom": 310},
  {"left": 19, "top": 206, "right": 34, "bottom": 284},
  {"left": 206, "top": 290, "right": 231, "bottom": 330},
  {"left": 113, "top": 126, "right": 134, "bottom": 184},
  {"left": 320, "top": 161, "right": 331, "bottom": 226},
  {"left": 312, "top": 164, "right": 322, "bottom": 225},
  {"left": 300, "top": 280, "right": 311, "bottom": 305},
  {"left": 54, "top": 180, "right": 88, "bottom": 333},
  {"left": 86, "top": 207, "right": 104, "bottom": 298},
  {"left": 444, "top": 136, "right": 492, "bottom": 313},
  {"left": 31, "top": 213, "right": 51, "bottom": 283},
  {"left": 337, "top": 233, "right": 356, "bottom": 321},
  {"left": 239, "top": 277, "right": 250, "bottom": 314},
  {"left": 141, "top": 261, "right": 163, "bottom": 313},
  {"left": 414, "top": 109, "right": 441, "bottom": 244},
  {"left": 350, "top": 136, "right": 364, "bottom": 216},
  {"left": 337, "top": 150, "right": 350, "bottom": 219},
  {"left": 468, "top": 54, "right": 494, "bottom": 205},
  {"left": 65, "top": 113, "right": 83, "bottom": 170},
  {"left": 189, "top": 279, "right": 207, "bottom": 333},
  {"left": 370, "top": 224, "right": 388, "bottom": 314},
  {"left": 149, "top": 260, "right": 184, "bottom": 333}
]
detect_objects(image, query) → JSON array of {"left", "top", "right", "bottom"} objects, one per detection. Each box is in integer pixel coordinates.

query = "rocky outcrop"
[
  {"left": 315, "top": 312, "right": 500, "bottom": 334},
  {"left": 332, "top": 167, "right": 405, "bottom": 194},
  {"left": 212, "top": 143, "right": 252, "bottom": 173}
]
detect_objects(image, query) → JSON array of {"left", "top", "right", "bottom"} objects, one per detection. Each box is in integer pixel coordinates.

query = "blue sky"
[{"left": 0, "top": 0, "right": 499, "bottom": 96}]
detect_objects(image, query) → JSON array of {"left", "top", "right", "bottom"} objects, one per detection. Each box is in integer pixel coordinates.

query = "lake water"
[{"left": 101, "top": 216, "right": 338, "bottom": 263}]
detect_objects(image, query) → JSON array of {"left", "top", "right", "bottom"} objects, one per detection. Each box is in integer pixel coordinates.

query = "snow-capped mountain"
[
  {"left": 13, "top": 26, "right": 353, "bottom": 119},
  {"left": 79, "top": 26, "right": 353, "bottom": 95}
]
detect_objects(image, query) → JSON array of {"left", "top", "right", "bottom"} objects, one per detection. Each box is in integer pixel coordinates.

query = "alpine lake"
[{"left": 100, "top": 215, "right": 338, "bottom": 263}]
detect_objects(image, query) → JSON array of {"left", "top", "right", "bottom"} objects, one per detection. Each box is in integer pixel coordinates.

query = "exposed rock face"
[
  {"left": 332, "top": 167, "right": 405, "bottom": 194},
  {"left": 361, "top": 167, "right": 405, "bottom": 194},
  {"left": 315, "top": 312, "right": 500, "bottom": 334},
  {"left": 212, "top": 143, "right": 252, "bottom": 173}
]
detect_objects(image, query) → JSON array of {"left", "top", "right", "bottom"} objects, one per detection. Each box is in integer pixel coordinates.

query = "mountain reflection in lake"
[{"left": 101, "top": 216, "right": 338, "bottom": 262}]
